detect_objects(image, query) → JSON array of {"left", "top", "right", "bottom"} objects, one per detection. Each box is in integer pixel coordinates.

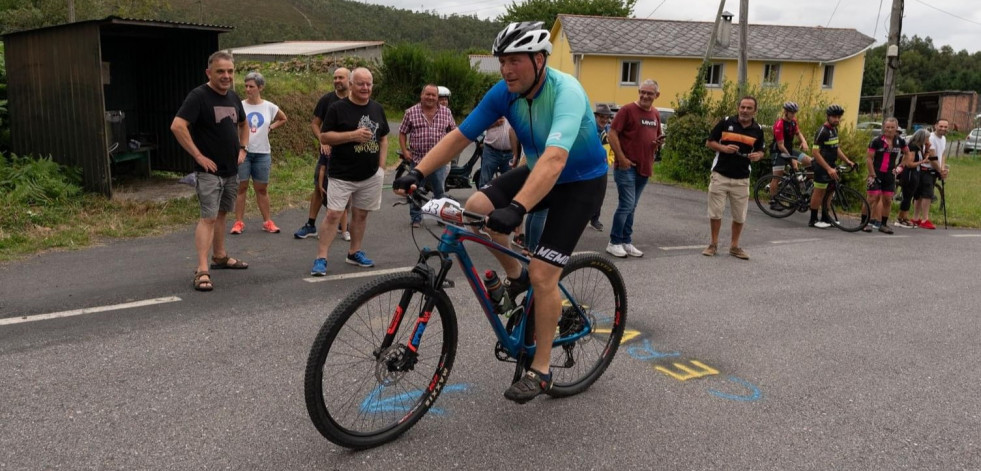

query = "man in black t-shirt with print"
[
  {"left": 703, "top": 96, "right": 766, "bottom": 260},
  {"left": 310, "top": 67, "right": 390, "bottom": 276},
  {"left": 171, "top": 51, "right": 250, "bottom": 292}
]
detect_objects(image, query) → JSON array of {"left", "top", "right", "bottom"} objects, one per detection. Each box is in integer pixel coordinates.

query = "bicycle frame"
[{"left": 377, "top": 198, "right": 593, "bottom": 366}]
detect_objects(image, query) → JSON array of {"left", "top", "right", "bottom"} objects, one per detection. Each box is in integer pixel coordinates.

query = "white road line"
[
  {"left": 0, "top": 296, "right": 182, "bottom": 327},
  {"left": 951, "top": 234, "right": 981, "bottom": 238},
  {"left": 304, "top": 267, "right": 412, "bottom": 283},
  {"left": 770, "top": 238, "right": 821, "bottom": 244},
  {"left": 659, "top": 245, "right": 708, "bottom": 251}
]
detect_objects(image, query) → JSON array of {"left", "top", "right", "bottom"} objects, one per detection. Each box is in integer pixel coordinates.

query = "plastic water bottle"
[{"left": 484, "top": 270, "right": 506, "bottom": 312}]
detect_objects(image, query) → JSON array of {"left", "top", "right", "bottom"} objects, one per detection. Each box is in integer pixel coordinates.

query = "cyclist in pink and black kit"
[
  {"left": 863, "top": 117, "right": 909, "bottom": 234},
  {"left": 768, "top": 102, "right": 812, "bottom": 210}
]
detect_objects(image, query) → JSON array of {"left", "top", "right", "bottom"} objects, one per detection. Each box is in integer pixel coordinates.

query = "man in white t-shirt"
[{"left": 913, "top": 119, "right": 948, "bottom": 230}]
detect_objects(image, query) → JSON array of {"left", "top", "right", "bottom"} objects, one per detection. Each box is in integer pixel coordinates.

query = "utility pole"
[
  {"left": 882, "top": 0, "right": 904, "bottom": 119},
  {"left": 738, "top": 0, "right": 748, "bottom": 92},
  {"left": 68, "top": 0, "right": 75, "bottom": 22},
  {"left": 703, "top": 0, "right": 728, "bottom": 65}
]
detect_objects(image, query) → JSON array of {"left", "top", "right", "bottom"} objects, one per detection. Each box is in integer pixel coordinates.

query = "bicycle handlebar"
[{"left": 406, "top": 188, "right": 486, "bottom": 227}]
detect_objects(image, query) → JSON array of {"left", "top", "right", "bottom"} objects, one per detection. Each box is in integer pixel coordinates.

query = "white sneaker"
[
  {"left": 811, "top": 221, "right": 832, "bottom": 229},
  {"left": 606, "top": 243, "right": 627, "bottom": 258},
  {"left": 342, "top": 231, "right": 351, "bottom": 241},
  {"left": 622, "top": 243, "right": 644, "bottom": 257}
]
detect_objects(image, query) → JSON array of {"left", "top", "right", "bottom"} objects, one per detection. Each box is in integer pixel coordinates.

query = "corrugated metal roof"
[
  {"left": 469, "top": 54, "right": 498, "bottom": 74},
  {"left": 2, "top": 16, "right": 233, "bottom": 38},
  {"left": 557, "top": 14, "right": 875, "bottom": 63},
  {"left": 229, "top": 41, "right": 385, "bottom": 56}
]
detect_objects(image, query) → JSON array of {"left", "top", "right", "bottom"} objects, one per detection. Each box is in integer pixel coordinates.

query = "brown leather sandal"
[
  {"left": 193, "top": 271, "right": 213, "bottom": 291},
  {"left": 210, "top": 255, "right": 248, "bottom": 269}
]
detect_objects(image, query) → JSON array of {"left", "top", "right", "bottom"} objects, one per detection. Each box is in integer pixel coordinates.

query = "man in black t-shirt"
[
  {"left": 294, "top": 67, "right": 351, "bottom": 239},
  {"left": 310, "top": 67, "right": 390, "bottom": 276},
  {"left": 171, "top": 51, "right": 250, "bottom": 292},
  {"left": 703, "top": 96, "right": 766, "bottom": 260}
]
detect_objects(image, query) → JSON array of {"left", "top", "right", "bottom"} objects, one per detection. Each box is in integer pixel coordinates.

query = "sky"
[{"left": 366, "top": 0, "right": 981, "bottom": 54}]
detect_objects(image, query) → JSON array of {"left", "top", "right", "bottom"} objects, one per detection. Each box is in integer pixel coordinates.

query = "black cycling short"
[
  {"left": 812, "top": 160, "right": 836, "bottom": 185},
  {"left": 914, "top": 170, "right": 936, "bottom": 199},
  {"left": 866, "top": 171, "right": 896, "bottom": 194},
  {"left": 481, "top": 165, "right": 606, "bottom": 267}
]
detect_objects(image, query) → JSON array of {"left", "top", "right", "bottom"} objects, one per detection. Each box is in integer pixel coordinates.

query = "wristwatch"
[{"left": 240, "top": 145, "right": 247, "bottom": 151}]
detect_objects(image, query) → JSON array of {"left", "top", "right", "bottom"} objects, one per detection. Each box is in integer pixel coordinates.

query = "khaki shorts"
[
  {"left": 326, "top": 168, "right": 384, "bottom": 212},
  {"left": 707, "top": 171, "right": 749, "bottom": 223}
]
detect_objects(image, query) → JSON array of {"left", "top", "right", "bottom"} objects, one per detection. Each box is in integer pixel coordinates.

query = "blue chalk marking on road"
[
  {"left": 707, "top": 376, "right": 762, "bottom": 402},
  {"left": 626, "top": 339, "right": 680, "bottom": 361},
  {"left": 361, "top": 383, "right": 470, "bottom": 415}
]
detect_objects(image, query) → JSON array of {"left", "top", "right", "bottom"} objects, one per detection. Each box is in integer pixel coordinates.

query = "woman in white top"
[{"left": 232, "top": 71, "right": 288, "bottom": 234}]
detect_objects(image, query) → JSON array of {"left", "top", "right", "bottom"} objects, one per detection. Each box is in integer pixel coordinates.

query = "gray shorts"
[{"left": 196, "top": 172, "right": 238, "bottom": 219}]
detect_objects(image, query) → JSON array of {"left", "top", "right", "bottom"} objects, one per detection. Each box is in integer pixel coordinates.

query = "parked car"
[
  {"left": 856, "top": 121, "right": 907, "bottom": 140},
  {"left": 964, "top": 128, "right": 981, "bottom": 153}
]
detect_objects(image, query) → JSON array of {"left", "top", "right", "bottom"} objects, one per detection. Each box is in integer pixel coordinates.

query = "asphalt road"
[{"left": 1, "top": 173, "right": 979, "bottom": 470}]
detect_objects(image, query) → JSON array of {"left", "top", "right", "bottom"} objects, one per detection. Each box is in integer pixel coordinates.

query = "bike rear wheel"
[
  {"left": 826, "top": 185, "right": 871, "bottom": 232},
  {"left": 304, "top": 273, "right": 458, "bottom": 449},
  {"left": 546, "top": 253, "right": 628, "bottom": 398},
  {"left": 753, "top": 174, "right": 800, "bottom": 218}
]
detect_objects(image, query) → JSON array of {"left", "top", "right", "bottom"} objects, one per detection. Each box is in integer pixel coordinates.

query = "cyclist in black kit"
[{"left": 808, "top": 104, "right": 857, "bottom": 228}]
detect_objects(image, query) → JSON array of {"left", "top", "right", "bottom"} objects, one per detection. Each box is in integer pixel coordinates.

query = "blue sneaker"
[
  {"left": 311, "top": 258, "right": 327, "bottom": 276},
  {"left": 294, "top": 223, "right": 318, "bottom": 239},
  {"left": 345, "top": 251, "right": 374, "bottom": 268}
]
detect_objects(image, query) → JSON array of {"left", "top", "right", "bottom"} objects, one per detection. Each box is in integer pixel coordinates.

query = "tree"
[{"left": 497, "top": 0, "right": 635, "bottom": 31}]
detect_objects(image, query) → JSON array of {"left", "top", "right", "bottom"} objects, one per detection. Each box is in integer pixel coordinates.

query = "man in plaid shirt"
[{"left": 399, "top": 83, "right": 457, "bottom": 226}]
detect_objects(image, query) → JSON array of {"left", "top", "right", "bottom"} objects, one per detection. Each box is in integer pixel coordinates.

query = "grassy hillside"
[{"left": 158, "top": 0, "right": 502, "bottom": 51}]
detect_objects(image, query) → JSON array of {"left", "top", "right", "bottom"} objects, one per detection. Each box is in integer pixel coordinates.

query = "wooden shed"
[{"left": 2, "top": 17, "right": 233, "bottom": 197}]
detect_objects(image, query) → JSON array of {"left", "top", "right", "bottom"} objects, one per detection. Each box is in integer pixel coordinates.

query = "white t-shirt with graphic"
[{"left": 242, "top": 100, "right": 280, "bottom": 154}]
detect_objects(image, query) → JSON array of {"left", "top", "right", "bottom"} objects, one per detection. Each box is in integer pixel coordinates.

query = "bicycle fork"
[{"left": 374, "top": 249, "right": 452, "bottom": 375}]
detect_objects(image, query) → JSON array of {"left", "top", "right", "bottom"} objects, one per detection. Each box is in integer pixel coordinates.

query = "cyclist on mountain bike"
[
  {"left": 769, "top": 102, "right": 812, "bottom": 210},
  {"left": 808, "top": 104, "right": 857, "bottom": 228},
  {"left": 393, "top": 21, "right": 608, "bottom": 404}
]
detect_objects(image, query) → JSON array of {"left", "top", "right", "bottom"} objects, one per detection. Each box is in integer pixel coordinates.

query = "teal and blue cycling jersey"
[{"left": 458, "top": 67, "right": 608, "bottom": 184}]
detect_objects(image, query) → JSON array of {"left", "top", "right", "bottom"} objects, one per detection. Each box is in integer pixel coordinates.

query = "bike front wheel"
[
  {"left": 304, "top": 273, "right": 458, "bottom": 449},
  {"left": 826, "top": 185, "right": 871, "bottom": 232},
  {"left": 547, "top": 252, "right": 628, "bottom": 398},
  {"left": 753, "top": 174, "right": 800, "bottom": 218}
]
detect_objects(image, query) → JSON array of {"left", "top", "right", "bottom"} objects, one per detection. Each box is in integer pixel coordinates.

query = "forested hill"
[{"left": 159, "top": 0, "right": 503, "bottom": 51}]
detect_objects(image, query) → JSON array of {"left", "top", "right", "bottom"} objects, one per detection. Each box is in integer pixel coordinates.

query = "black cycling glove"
[
  {"left": 393, "top": 168, "right": 425, "bottom": 193},
  {"left": 486, "top": 201, "right": 527, "bottom": 234}
]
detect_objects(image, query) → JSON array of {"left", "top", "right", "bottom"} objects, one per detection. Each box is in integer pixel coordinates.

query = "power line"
[
  {"left": 645, "top": 0, "right": 668, "bottom": 19},
  {"left": 912, "top": 0, "right": 981, "bottom": 27},
  {"left": 826, "top": 0, "right": 843, "bottom": 27},
  {"left": 872, "top": 0, "right": 885, "bottom": 39}
]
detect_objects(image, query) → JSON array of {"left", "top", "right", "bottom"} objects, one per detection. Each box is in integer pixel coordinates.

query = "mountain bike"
[{"left": 304, "top": 190, "right": 628, "bottom": 449}]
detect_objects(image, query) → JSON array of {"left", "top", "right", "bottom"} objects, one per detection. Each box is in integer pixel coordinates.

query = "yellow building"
[{"left": 551, "top": 14, "right": 875, "bottom": 124}]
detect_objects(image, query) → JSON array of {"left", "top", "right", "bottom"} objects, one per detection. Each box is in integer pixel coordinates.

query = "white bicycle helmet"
[
  {"left": 492, "top": 21, "right": 552, "bottom": 56},
  {"left": 437, "top": 86, "right": 451, "bottom": 97}
]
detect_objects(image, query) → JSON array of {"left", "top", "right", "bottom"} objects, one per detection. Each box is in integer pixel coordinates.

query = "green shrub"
[{"left": 377, "top": 43, "right": 431, "bottom": 113}]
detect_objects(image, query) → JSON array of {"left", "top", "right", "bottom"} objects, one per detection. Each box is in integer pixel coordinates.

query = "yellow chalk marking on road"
[
  {"left": 591, "top": 328, "right": 641, "bottom": 345},
  {"left": 654, "top": 360, "right": 719, "bottom": 381}
]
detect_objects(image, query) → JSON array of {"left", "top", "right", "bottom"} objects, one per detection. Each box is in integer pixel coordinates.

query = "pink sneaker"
[
  {"left": 262, "top": 220, "right": 281, "bottom": 233},
  {"left": 230, "top": 220, "right": 244, "bottom": 234},
  {"left": 919, "top": 220, "right": 936, "bottom": 230}
]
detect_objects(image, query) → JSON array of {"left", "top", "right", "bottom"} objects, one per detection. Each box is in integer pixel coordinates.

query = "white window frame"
[
  {"left": 763, "top": 63, "right": 781, "bottom": 86},
  {"left": 822, "top": 65, "right": 835, "bottom": 88},
  {"left": 620, "top": 60, "right": 640, "bottom": 86},
  {"left": 704, "top": 63, "right": 723, "bottom": 88}
]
